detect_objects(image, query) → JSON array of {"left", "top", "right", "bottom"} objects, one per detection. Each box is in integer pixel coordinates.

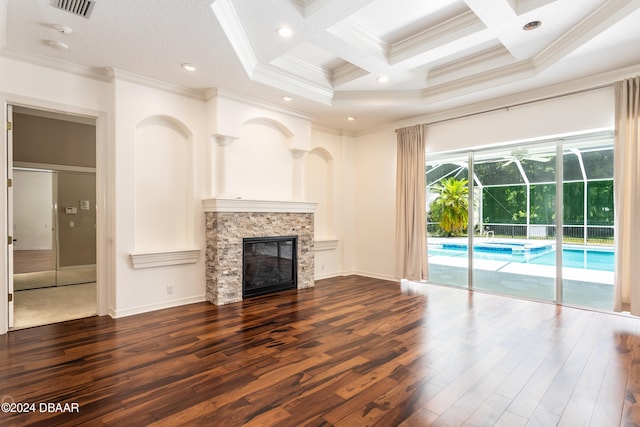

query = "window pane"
[
  {"left": 587, "top": 181, "right": 614, "bottom": 226},
  {"left": 563, "top": 182, "right": 584, "bottom": 225},
  {"left": 474, "top": 161, "right": 524, "bottom": 185},
  {"left": 474, "top": 146, "right": 555, "bottom": 302},
  {"left": 563, "top": 152, "right": 583, "bottom": 181},
  {"left": 427, "top": 161, "right": 468, "bottom": 288},
  {"left": 530, "top": 184, "right": 555, "bottom": 224},
  {"left": 521, "top": 156, "right": 556, "bottom": 183},
  {"left": 483, "top": 186, "right": 527, "bottom": 225},
  {"left": 562, "top": 141, "right": 614, "bottom": 311},
  {"left": 582, "top": 148, "right": 613, "bottom": 179}
]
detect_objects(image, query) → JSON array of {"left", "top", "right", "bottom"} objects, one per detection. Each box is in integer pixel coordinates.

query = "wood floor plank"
[{"left": 2, "top": 275, "right": 640, "bottom": 426}]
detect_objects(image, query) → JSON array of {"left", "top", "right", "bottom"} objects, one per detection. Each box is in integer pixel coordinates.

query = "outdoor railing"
[{"left": 427, "top": 222, "right": 614, "bottom": 245}]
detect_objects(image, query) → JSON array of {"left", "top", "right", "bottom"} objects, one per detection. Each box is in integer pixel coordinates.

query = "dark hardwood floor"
[{"left": 1, "top": 275, "right": 640, "bottom": 426}]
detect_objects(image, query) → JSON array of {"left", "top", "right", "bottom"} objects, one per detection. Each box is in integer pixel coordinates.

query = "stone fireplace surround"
[{"left": 203, "top": 199, "right": 316, "bottom": 305}]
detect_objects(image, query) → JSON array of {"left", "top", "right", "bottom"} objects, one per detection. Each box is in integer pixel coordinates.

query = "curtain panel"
[
  {"left": 395, "top": 124, "right": 428, "bottom": 281},
  {"left": 613, "top": 76, "right": 640, "bottom": 315}
]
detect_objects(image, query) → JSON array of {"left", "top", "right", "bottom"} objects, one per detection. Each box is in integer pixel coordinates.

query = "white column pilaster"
[{"left": 212, "top": 133, "right": 238, "bottom": 197}]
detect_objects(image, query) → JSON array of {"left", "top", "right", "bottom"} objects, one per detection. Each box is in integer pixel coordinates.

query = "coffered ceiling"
[{"left": 2, "top": 0, "right": 640, "bottom": 133}]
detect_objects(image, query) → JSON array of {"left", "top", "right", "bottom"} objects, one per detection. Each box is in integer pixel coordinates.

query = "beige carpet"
[{"left": 13, "top": 283, "right": 97, "bottom": 330}]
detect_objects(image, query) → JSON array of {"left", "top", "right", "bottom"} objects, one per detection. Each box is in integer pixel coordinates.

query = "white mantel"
[{"left": 202, "top": 198, "right": 317, "bottom": 213}]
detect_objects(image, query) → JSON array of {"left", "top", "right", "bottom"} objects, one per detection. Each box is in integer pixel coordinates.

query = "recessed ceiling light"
[
  {"left": 377, "top": 75, "right": 389, "bottom": 83},
  {"left": 47, "top": 40, "right": 69, "bottom": 51},
  {"left": 181, "top": 63, "right": 196, "bottom": 71},
  {"left": 276, "top": 26, "right": 293, "bottom": 37},
  {"left": 282, "top": 96, "right": 293, "bottom": 102},
  {"left": 347, "top": 116, "right": 355, "bottom": 121},
  {"left": 53, "top": 24, "right": 73, "bottom": 35},
  {"left": 523, "top": 20, "right": 542, "bottom": 31}
]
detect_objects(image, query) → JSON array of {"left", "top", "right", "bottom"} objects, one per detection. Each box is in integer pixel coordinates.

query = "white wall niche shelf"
[{"left": 130, "top": 249, "right": 200, "bottom": 269}]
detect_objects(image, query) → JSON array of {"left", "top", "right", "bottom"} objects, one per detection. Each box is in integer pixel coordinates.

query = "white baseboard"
[
  {"left": 113, "top": 294, "right": 207, "bottom": 318},
  {"left": 314, "top": 272, "right": 343, "bottom": 280},
  {"left": 343, "top": 271, "right": 399, "bottom": 282}
]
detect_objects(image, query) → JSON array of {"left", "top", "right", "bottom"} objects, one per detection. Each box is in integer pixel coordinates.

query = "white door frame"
[
  {"left": 6, "top": 105, "right": 14, "bottom": 326},
  {"left": 2, "top": 97, "right": 111, "bottom": 334}
]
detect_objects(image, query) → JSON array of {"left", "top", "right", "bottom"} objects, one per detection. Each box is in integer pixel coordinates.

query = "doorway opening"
[{"left": 10, "top": 106, "right": 97, "bottom": 329}]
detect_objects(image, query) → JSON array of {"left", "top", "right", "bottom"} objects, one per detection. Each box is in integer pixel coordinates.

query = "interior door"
[{"left": 7, "top": 104, "right": 14, "bottom": 327}]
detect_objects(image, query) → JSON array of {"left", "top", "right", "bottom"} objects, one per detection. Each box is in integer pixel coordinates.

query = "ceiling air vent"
[{"left": 51, "top": 0, "right": 96, "bottom": 18}]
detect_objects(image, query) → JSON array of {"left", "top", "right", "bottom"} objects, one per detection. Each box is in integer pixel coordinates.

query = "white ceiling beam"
[
  {"left": 428, "top": 45, "right": 515, "bottom": 86},
  {"left": 210, "top": 0, "right": 257, "bottom": 78},
  {"left": 534, "top": 0, "right": 640, "bottom": 70},
  {"left": 464, "top": 0, "right": 523, "bottom": 58},
  {"left": 389, "top": 11, "right": 489, "bottom": 68}
]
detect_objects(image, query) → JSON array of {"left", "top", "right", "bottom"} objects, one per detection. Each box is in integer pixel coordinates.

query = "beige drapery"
[
  {"left": 395, "top": 124, "right": 428, "bottom": 281},
  {"left": 613, "top": 76, "right": 640, "bottom": 315}
]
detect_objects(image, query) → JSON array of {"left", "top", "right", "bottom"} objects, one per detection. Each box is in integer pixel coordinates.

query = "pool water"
[{"left": 429, "top": 245, "right": 614, "bottom": 272}]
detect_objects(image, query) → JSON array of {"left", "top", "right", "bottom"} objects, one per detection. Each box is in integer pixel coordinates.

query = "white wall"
[
  {"left": 307, "top": 128, "right": 351, "bottom": 280},
  {"left": 113, "top": 78, "right": 207, "bottom": 317},
  {"left": 351, "top": 129, "right": 398, "bottom": 281}
]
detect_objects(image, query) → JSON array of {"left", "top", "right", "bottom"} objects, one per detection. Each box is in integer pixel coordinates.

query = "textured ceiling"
[{"left": 2, "top": 0, "right": 640, "bottom": 133}]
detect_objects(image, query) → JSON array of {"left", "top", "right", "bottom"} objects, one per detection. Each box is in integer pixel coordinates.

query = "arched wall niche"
[
  {"left": 138, "top": 114, "right": 192, "bottom": 139},
  {"left": 306, "top": 147, "right": 334, "bottom": 239},
  {"left": 134, "top": 115, "right": 194, "bottom": 251},
  {"left": 243, "top": 117, "right": 294, "bottom": 139},
  {"left": 225, "top": 120, "right": 293, "bottom": 200}
]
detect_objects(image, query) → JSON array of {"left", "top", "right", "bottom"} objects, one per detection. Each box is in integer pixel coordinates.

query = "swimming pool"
[{"left": 428, "top": 241, "right": 614, "bottom": 272}]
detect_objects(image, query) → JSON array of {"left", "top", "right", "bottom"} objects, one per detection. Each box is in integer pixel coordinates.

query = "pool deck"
[{"left": 428, "top": 237, "right": 614, "bottom": 285}]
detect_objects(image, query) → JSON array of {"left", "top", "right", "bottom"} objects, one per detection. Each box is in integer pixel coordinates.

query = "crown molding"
[
  {"left": 428, "top": 45, "right": 514, "bottom": 85},
  {"left": 271, "top": 53, "right": 331, "bottom": 85},
  {"left": 390, "top": 11, "right": 488, "bottom": 67},
  {"left": 355, "top": 63, "right": 640, "bottom": 137},
  {"left": 331, "top": 62, "right": 369, "bottom": 87},
  {"left": 311, "top": 122, "right": 349, "bottom": 136},
  {"left": 423, "top": 59, "right": 536, "bottom": 104},
  {"left": 105, "top": 68, "right": 207, "bottom": 101},
  {"left": 327, "top": 18, "right": 389, "bottom": 64},
  {"left": 0, "top": 47, "right": 110, "bottom": 82},
  {"left": 252, "top": 63, "right": 334, "bottom": 105},
  {"left": 463, "top": 63, "right": 637, "bottom": 115},
  {"left": 206, "top": 88, "right": 313, "bottom": 121}
]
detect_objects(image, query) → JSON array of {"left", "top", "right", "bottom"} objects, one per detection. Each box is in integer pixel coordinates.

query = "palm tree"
[{"left": 430, "top": 177, "right": 469, "bottom": 236}]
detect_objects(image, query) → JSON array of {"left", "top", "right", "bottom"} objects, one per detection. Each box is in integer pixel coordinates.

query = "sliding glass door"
[
  {"left": 426, "top": 133, "right": 615, "bottom": 310},
  {"left": 560, "top": 140, "right": 614, "bottom": 309},
  {"left": 472, "top": 143, "right": 557, "bottom": 301},
  {"left": 426, "top": 155, "right": 469, "bottom": 288}
]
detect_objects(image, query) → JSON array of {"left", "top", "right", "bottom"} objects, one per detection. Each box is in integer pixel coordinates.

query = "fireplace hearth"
[{"left": 243, "top": 236, "right": 297, "bottom": 298}]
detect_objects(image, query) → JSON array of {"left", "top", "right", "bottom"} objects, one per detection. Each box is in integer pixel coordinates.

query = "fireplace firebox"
[{"left": 242, "top": 236, "right": 298, "bottom": 298}]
